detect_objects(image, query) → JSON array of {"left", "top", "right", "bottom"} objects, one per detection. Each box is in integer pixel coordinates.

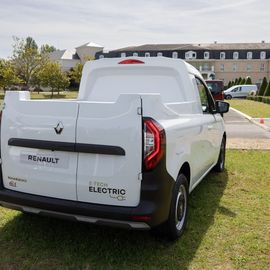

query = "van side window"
[{"left": 195, "top": 78, "right": 216, "bottom": 113}]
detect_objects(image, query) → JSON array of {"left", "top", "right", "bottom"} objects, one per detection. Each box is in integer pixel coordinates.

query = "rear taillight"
[
  {"left": 221, "top": 91, "right": 224, "bottom": 100},
  {"left": 143, "top": 118, "right": 165, "bottom": 171}
]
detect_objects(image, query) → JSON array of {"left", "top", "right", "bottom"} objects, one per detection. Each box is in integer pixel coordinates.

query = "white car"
[
  {"left": 0, "top": 57, "right": 229, "bottom": 240},
  {"left": 224, "top": 84, "right": 258, "bottom": 99}
]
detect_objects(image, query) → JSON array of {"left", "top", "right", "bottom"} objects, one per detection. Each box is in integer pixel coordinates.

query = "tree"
[
  {"left": 25, "top": 37, "right": 38, "bottom": 51},
  {"left": 227, "top": 81, "right": 232, "bottom": 88},
  {"left": 264, "top": 81, "right": 270, "bottom": 96},
  {"left": 240, "top": 78, "right": 246, "bottom": 85},
  {"left": 245, "top": 77, "right": 252, "bottom": 85},
  {"left": 70, "top": 63, "right": 83, "bottom": 85},
  {"left": 237, "top": 77, "right": 242, "bottom": 85},
  {"left": 258, "top": 77, "right": 267, "bottom": 96},
  {"left": 39, "top": 61, "right": 69, "bottom": 98},
  {"left": 0, "top": 59, "right": 21, "bottom": 91},
  {"left": 40, "top": 44, "right": 57, "bottom": 54},
  {"left": 11, "top": 36, "right": 43, "bottom": 89}
]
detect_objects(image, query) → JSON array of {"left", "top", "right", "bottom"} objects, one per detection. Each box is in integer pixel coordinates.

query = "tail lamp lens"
[{"left": 143, "top": 118, "right": 165, "bottom": 171}]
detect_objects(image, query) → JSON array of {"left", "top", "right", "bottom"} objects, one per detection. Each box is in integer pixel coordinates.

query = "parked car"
[
  {"left": 224, "top": 84, "right": 258, "bottom": 99},
  {"left": 206, "top": 80, "right": 224, "bottom": 101},
  {"left": 0, "top": 57, "right": 229, "bottom": 240}
]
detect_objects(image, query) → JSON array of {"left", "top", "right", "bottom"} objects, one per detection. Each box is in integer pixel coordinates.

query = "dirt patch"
[{"left": 227, "top": 138, "right": 270, "bottom": 150}]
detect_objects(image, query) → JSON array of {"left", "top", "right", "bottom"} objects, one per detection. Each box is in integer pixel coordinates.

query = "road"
[
  {"left": 223, "top": 108, "right": 270, "bottom": 149},
  {"left": 224, "top": 109, "right": 270, "bottom": 139}
]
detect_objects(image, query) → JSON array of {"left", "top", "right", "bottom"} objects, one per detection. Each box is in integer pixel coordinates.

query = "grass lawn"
[
  {"left": 0, "top": 150, "right": 269, "bottom": 270},
  {"left": 30, "top": 91, "right": 78, "bottom": 99},
  {"left": 228, "top": 99, "right": 270, "bottom": 118}
]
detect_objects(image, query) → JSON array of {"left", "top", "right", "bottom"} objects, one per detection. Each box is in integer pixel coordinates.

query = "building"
[
  {"left": 97, "top": 42, "right": 270, "bottom": 85},
  {"left": 50, "top": 42, "right": 104, "bottom": 71}
]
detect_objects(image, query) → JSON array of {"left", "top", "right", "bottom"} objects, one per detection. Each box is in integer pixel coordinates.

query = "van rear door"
[
  {"left": 76, "top": 95, "right": 142, "bottom": 207},
  {"left": 1, "top": 92, "right": 79, "bottom": 201}
]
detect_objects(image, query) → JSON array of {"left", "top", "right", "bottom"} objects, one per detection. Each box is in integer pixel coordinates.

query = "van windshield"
[{"left": 206, "top": 81, "right": 224, "bottom": 94}]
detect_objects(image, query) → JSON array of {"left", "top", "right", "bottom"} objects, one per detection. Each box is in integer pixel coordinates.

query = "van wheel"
[
  {"left": 226, "top": 95, "right": 232, "bottom": 100},
  {"left": 165, "top": 173, "right": 189, "bottom": 240},
  {"left": 213, "top": 137, "right": 226, "bottom": 172}
]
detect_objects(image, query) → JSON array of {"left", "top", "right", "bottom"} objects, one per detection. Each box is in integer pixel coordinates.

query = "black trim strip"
[
  {"left": 76, "top": 143, "right": 125, "bottom": 156},
  {"left": 8, "top": 138, "right": 125, "bottom": 156},
  {"left": 8, "top": 138, "right": 75, "bottom": 152}
]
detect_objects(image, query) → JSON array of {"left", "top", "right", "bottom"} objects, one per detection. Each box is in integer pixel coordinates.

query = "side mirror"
[{"left": 216, "top": 101, "right": 230, "bottom": 114}]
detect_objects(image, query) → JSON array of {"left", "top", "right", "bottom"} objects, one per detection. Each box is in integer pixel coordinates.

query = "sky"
[{"left": 0, "top": 0, "right": 270, "bottom": 58}]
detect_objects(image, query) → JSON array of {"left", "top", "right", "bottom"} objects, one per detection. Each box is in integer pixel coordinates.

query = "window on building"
[
  {"left": 185, "top": 51, "right": 196, "bottom": 60},
  {"left": 202, "top": 63, "right": 210, "bottom": 71},
  {"left": 260, "top": 51, "right": 266, "bottom": 59},
  {"left": 204, "top": 51, "right": 210, "bottom": 59},
  {"left": 233, "top": 52, "right": 239, "bottom": 59},
  {"left": 260, "top": 63, "right": 265, "bottom": 72},
  {"left": 220, "top": 64, "right": 225, "bottom": 72},
  {"left": 157, "top": 52, "right": 163, "bottom": 57},
  {"left": 145, "top": 52, "right": 150, "bottom": 57},
  {"left": 247, "top": 51, "right": 253, "bottom": 59},
  {"left": 246, "top": 64, "right": 252, "bottom": 71},
  {"left": 172, "top": 52, "right": 178, "bottom": 59},
  {"left": 232, "top": 63, "right": 237, "bottom": 71},
  {"left": 133, "top": 52, "right": 138, "bottom": 57},
  {"left": 220, "top": 52, "right": 226, "bottom": 59},
  {"left": 121, "top": 52, "right": 126, "bottom": 58}
]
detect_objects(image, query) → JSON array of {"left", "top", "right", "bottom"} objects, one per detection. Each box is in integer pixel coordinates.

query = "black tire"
[
  {"left": 164, "top": 173, "right": 189, "bottom": 240},
  {"left": 213, "top": 136, "right": 226, "bottom": 172},
  {"left": 225, "top": 95, "right": 232, "bottom": 100}
]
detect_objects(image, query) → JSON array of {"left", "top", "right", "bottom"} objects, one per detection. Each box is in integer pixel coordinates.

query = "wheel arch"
[{"left": 178, "top": 162, "right": 191, "bottom": 190}]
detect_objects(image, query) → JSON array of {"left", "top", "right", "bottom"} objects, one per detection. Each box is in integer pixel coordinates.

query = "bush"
[
  {"left": 240, "top": 78, "right": 246, "bottom": 85},
  {"left": 264, "top": 81, "right": 270, "bottom": 96},
  {"left": 258, "top": 77, "right": 267, "bottom": 96},
  {"left": 246, "top": 77, "right": 252, "bottom": 84}
]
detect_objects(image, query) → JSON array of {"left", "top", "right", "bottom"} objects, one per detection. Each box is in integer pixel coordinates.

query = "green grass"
[
  {"left": 228, "top": 99, "right": 270, "bottom": 118},
  {"left": 0, "top": 150, "right": 269, "bottom": 270},
  {"left": 30, "top": 92, "right": 78, "bottom": 99}
]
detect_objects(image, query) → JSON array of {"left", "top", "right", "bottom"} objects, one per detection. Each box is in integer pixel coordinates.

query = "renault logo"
[{"left": 54, "top": 122, "right": 64, "bottom": 135}]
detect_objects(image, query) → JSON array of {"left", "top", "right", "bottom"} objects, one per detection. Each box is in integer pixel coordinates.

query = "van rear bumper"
[
  {"left": 0, "top": 156, "right": 175, "bottom": 229},
  {"left": 0, "top": 200, "right": 151, "bottom": 230}
]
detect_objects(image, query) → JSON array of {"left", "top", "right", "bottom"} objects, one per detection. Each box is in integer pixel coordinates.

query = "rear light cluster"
[{"left": 143, "top": 118, "right": 165, "bottom": 171}]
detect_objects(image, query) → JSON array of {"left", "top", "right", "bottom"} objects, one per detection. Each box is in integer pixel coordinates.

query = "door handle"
[{"left": 207, "top": 125, "right": 213, "bottom": 130}]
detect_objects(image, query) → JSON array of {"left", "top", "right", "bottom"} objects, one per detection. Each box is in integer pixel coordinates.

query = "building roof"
[
  {"left": 76, "top": 42, "right": 104, "bottom": 49},
  {"left": 49, "top": 49, "right": 80, "bottom": 60},
  {"left": 112, "top": 42, "right": 270, "bottom": 52}
]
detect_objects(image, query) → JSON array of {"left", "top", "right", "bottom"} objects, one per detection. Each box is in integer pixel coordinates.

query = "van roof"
[{"left": 85, "top": 57, "right": 204, "bottom": 80}]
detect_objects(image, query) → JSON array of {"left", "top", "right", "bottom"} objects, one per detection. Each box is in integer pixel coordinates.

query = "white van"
[
  {"left": 0, "top": 57, "right": 229, "bottom": 240},
  {"left": 224, "top": 84, "right": 258, "bottom": 99}
]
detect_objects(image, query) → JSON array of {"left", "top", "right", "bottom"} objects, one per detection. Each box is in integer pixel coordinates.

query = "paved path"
[{"left": 224, "top": 109, "right": 270, "bottom": 149}]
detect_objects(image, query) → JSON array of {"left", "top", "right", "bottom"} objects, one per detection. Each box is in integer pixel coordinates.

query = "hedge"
[{"left": 247, "top": 96, "right": 270, "bottom": 104}]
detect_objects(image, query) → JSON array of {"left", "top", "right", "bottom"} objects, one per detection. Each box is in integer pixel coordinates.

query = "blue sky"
[{"left": 0, "top": 0, "right": 269, "bottom": 58}]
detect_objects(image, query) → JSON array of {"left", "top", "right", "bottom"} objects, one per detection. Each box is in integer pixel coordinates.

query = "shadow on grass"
[{"left": 0, "top": 170, "right": 228, "bottom": 270}]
